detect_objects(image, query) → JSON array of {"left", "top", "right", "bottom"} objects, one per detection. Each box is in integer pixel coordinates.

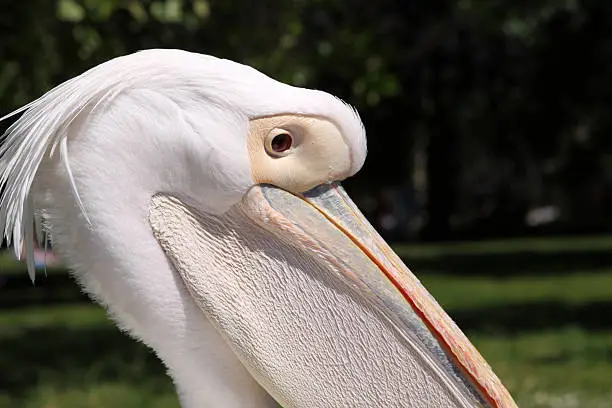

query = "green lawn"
[{"left": 1, "top": 236, "right": 611, "bottom": 407}]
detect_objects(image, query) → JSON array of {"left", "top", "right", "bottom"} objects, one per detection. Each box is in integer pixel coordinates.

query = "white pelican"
[{"left": 0, "top": 49, "right": 516, "bottom": 408}]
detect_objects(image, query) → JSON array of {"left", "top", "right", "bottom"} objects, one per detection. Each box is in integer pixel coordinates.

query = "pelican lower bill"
[{"left": 148, "top": 184, "right": 516, "bottom": 408}]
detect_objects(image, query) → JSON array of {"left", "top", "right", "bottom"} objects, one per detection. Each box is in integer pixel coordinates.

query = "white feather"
[{"left": 60, "top": 136, "right": 91, "bottom": 226}]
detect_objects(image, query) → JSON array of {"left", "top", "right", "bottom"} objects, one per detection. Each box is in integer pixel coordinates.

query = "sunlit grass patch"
[
  {"left": 470, "top": 327, "right": 612, "bottom": 408},
  {"left": 14, "top": 384, "right": 179, "bottom": 408}
]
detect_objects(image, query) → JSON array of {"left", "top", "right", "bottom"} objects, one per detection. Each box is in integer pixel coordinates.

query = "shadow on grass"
[
  {"left": 407, "top": 249, "right": 612, "bottom": 277},
  {"left": 4, "top": 248, "right": 612, "bottom": 289},
  {"left": 0, "top": 273, "right": 88, "bottom": 309},
  {"left": 450, "top": 300, "right": 612, "bottom": 334},
  {"left": 0, "top": 325, "right": 172, "bottom": 397},
  {"left": 3, "top": 247, "right": 612, "bottom": 291}
]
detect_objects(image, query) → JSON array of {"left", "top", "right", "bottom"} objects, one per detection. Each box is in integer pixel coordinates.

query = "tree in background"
[{"left": 2, "top": 0, "right": 612, "bottom": 241}]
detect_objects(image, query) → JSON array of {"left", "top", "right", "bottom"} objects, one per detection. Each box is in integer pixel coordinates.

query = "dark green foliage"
[{"left": 2, "top": 0, "right": 612, "bottom": 239}]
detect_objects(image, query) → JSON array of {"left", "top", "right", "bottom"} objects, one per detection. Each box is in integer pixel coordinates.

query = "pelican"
[{"left": 0, "top": 49, "right": 516, "bottom": 408}]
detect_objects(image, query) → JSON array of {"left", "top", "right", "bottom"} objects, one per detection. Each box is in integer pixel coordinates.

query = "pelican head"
[{"left": 0, "top": 49, "right": 516, "bottom": 408}]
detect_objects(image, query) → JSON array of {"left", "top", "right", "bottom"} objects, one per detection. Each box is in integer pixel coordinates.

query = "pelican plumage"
[{"left": 0, "top": 49, "right": 516, "bottom": 408}]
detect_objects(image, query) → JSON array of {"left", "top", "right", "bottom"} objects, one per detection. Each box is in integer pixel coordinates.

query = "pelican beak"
[
  {"left": 243, "top": 182, "right": 516, "bottom": 408},
  {"left": 149, "top": 183, "right": 517, "bottom": 408}
]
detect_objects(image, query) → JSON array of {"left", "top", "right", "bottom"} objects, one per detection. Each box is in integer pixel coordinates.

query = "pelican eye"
[{"left": 266, "top": 130, "right": 293, "bottom": 157}]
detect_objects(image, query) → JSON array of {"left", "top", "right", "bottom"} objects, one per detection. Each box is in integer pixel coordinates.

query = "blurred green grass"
[{"left": 1, "top": 236, "right": 611, "bottom": 408}]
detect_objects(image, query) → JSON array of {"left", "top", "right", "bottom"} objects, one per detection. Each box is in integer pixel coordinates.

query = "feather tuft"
[
  {"left": 0, "top": 49, "right": 368, "bottom": 282},
  {"left": 0, "top": 54, "right": 139, "bottom": 281}
]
